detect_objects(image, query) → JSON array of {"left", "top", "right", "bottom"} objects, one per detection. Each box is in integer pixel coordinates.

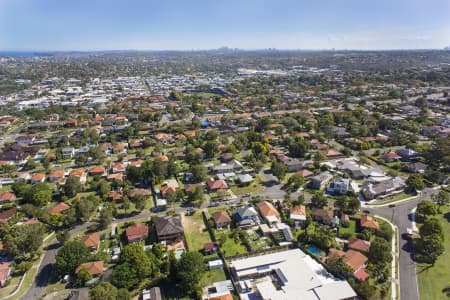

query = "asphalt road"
[
  {"left": 366, "top": 188, "right": 440, "bottom": 300},
  {"left": 20, "top": 207, "right": 180, "bottom": 300}
]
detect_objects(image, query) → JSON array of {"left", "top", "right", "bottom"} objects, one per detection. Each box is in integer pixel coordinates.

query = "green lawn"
[
  {"left": 182, "top": 211, "right": 212, "bottom": 252},
  {"left": 215, "top": 230, "right": 247, "bottom": 257},
  {"left": 0, "top": 276, "right": 21, "bottom": 298},
  {"left": 338, "top": 219, "right": 357, "bottom": 238},
  {"left": 418, "top": 206, "right": 450, "bottom": 300},
  {"left": 230, "top": 175, "right": 265, "bottom": 196},
  {"left": 200, "top": 269, "right": 226, "bottom": 287}
]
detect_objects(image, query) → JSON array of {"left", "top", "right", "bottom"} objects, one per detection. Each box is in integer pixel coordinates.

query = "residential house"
[
  {"left": 210, "top": 160, "right": 243, "bottom": 174},
  {"left": 236, "top": 174, "right": 253, "bottom": 186},
  {"left": 297, "top": 169, "right": 313, "bottom": 178},
  {"left": 161, "top": 179, "right": 179, "bottom": 198},
  {"left": 62, "top": 147, "right": 75, "bottom": 159},
  {"left": 111, "top": 162, "right": 126, "bottom": 173},
  {"left": 289, "top": 205, "right": 307, "bottom": 228},
  {"left": 0, "top": 262, "right": 11, "bottom": 287},
  {"left": 48, "top": 171, "right": 65, "bottom": 182},
  {"left": 81, "top": 232, "right": 100, "bottom": 252},
  {"left": 0, "top": 192, "right": 15, "bottom": 204},
  {"left": 155, "top": 216, "right": 184, "bottom": 243},
  {"left": 108, "top": 190, "right": 123, "bottom": 202},
  {"left": 0, "top": 208, "right": 17, "bottom": 224},
  {"left": 381, "top": 151, "right": 401, "bottom": 163},
  {"left": 327, "top": 178, "right": 351, "bottom": 195},
  {"left": 323, "top": 149, "right": 343, "bottom": 158},
  {"left": 311, "top": 208, "right": 334, "bottom": 225},
  {"left": 360, "top": 215, "right": 379, "bottom": 230},
  {"left": 47, "top": 202, "right": 70, "bottom": 215},
  {"left": 206, "top": 178, "right": 229, "bottom": 192},
  {"left": 30, "top": 173, "right": 46, "bottom": 184},
  {"left": 277, "top": 154, "right": 303, "bottom": 172},
  {"left": 328, "top": 249, "right": 369, "bottom": 282},
  {"left": 75, "top": 261, "right": 104, "bottom": 277},
  {"left": 89, "top": 166, "right": 106, "bottom": 177},
  {"left": 361, "top": 176, "right": 406, "bottom": 200},
  {"left": 125, "top": 223, "right": 149, "bottom": 243},
  {"left": 257, "top": 201, "right": 281, "bottom": 226},
  {"left": 310, "top": 172, "right": 333, "bottom": 190},
  {"left": 69, "top": 169, "right": 87, "bottom": 184},
  {"left": 404, "top": 162, "right": 428, "bottom": 173},
  {"left": 212, "top": 211, "right": 232, "bottom": 229},
  {"left": 234, "top": 205, "right": 260, "bottom": 227},
  {"left": 112, "top": 143, "right": 127, "bottom": 154},
  {"left": 396, "top": 148, "right": 418, "bottom": 160},
  {"left": 16, "top": 172, "right": 31, "bottom": 183},
  {"left": 107, "top": 173, "right": 124, "bottom": 182},
  {"left": 347, "top": 238, "right": 371, "bottom": 254}
]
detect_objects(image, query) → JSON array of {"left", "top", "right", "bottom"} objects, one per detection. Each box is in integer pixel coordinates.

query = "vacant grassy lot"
[
  {"left": 338, "top": 219, "right": 357, "bottom": 238},
  {"left": 215, "top": 230, "right": 247, "bottom": 257},
  {"left": 200, "top": 269, "right": 227, "bottom": 287},
  {"left": 182, "top": 211, "right": 212, "bottom": 252},
  {"left": 418, "top": 206, "right": 450, "bottom": 300}
]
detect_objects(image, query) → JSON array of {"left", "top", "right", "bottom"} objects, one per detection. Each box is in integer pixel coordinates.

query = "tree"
[
  {"left": 2, "top": 224, "right": 45, "bottom": 259},
  {"left": 112, "top": 243, "right": 153, "bottom": 289},
  {"left": 415, "top": 234, "right": 444, "bottom": 265},
  {"left": 327, "top": 253, "right": 352, "bottom": 278},
  {"left": 190, "top": 164, "right": 207, "bottom": 183},
  {"left": 433, "top": 190, "right": 449, "bottom": 213},
  {"left": 76, "top": 267, "right": 92, "bottom": 286},
  {"left": 23, "top": 182, "right": 52, "bottom": 207},
  {"left": 90, "top": 282, "right": 118, "bottom": 300},
  {"left": 63, "top": 176, "right": 83, "bottom": 198},
  {"left": 56, "top": 230, "right": 70, "bottom": 244},
  {"left": 176, "top": 252, "right": 206, "bottom": 297},
  {"left": 406, "top": 174, "right": 425, "bottom": 193},
  {"left": 271, "top": 161, "right": 287, "bottom": 182},
  {"left": 419, "top": 217, "right": 444, "bottom": 238},
  {"left": 311, "top": 191, "right": 328, "bottom": 208},
  {"left": 55, "top": 240, "right": 90, "bottom": 275},
  {"left": 368, "top": 237, "right": 392, "bottom": 266},
  {"left": 97, "top": 180, "right": 111, "bottom": 199},
  {"left": 99, "top": 206, "right": 113, "bottom": 229},
  {"left": 287, "top": 173, "right": 304, "bottom": 191},
  {"left": 416, "top": 200, "right": 437, "bottom": 219}
]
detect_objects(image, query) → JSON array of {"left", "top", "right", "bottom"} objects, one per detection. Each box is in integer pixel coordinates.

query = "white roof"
[{"left": 231, "top": 249, "right": 356, "bottom": 300}]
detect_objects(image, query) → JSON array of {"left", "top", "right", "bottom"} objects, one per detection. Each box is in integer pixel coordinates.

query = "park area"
[{"left": 418, "top": 206, "right": 450, "bottom": 300}]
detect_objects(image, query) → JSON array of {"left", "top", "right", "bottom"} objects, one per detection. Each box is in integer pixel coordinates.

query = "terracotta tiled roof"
[
  {"left": 90, "top": 166, "right": 106, "bottom": 174},
  {"left": 47, "top": 202, "right": 70, "bottom": 215},
  {"left": 70, "top": 169, "right": 85, "bottom": 177},
  {"left": 297, "top": 169, "right": 313, "bottom": 177},
  {"left": 290, "top": 205, "right": 306, "bottom": 216},
  {"left": 81, "top": 232, "right": 100, "bottom": 248},
  {"left": 257, "top": 201, "right": 280, "bottom": 217},
  {"left": 212, "top": 211, "right": 231, "bottom": 224},
  {"left": 348, "top": 238, "right": 371, "bottom": 253},
  {"left": 0, "top": 192, "right": 15, "bottom": 202},
  {"left": 125, "top": 223, "right": 149, "bottom": 241},
  {"left": 75, "top": 260, "right": 103, "bottom": 276},
  {"left": 360, "top": 215, "right": 379, "bottom": 230},
  {"left": 342, "top": 250, "right": 368, "bottom": 272}
]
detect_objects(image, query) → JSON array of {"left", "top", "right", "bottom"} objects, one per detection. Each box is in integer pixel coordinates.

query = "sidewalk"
[{"left": 374, "top": 215, "right": 399, "bottom": 300}]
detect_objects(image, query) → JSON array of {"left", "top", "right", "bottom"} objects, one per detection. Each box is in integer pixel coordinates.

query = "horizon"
[{"left": 1, "top": 0, "right": 449, "bottom": 51}]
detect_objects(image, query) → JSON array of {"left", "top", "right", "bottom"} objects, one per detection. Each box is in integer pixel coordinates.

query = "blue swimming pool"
[{"left": 308, "top": 246, "right": 320, "bottom": 255}]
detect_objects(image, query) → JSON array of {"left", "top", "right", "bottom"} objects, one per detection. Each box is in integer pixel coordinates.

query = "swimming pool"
[{"left": 307, "top": 245, "right": 320, "bottom": 255}]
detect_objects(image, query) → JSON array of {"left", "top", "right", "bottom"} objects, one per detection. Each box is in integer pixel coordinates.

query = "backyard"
[
  {"left": 181, "top": 211, "right": 213, "bottom": 252},
  {"left": 418, "top": 206, "right": 450, "bottom": 300}
]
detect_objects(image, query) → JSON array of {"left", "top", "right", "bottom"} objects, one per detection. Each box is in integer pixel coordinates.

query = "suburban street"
[{"left": 366, "top": 187, "right": 441, "bottom": 300}]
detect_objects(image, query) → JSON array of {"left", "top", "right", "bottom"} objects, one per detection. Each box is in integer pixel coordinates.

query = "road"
[
  {"left": 365, "top": 187, "right": 440, "bottom": 300},
  {"left": 20, "top": 209, "right": 158, "bottom": 300}
]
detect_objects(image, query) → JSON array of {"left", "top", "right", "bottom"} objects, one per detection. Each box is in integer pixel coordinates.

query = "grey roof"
[{"left": 155, "top": 216, "right": 183, "bottom": 236}]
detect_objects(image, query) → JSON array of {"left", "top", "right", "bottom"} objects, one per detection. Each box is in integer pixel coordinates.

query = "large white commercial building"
[{"left": 229, "top": 248, "right": 357, "bottom": 300}]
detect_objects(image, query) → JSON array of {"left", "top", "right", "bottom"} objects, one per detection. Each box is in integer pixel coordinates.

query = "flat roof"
[{"left": 230, "top": 248, "right": 356, "bottom": 300}]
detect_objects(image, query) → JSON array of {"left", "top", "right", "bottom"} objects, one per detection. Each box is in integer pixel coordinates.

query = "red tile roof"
[
  {"left": 47, "top": 202, "right": 70, "bottom": 215},
  {"left": 125, "top": 223, "right": 149, "bottom": 242},
  {"left": 75, "top": 261, "right": 103, "bottom": 276},
  {"left": 81, "top": 232, "right": 100, "bottom": 249}
]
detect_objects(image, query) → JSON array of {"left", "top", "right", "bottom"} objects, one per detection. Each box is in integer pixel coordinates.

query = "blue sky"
[{"left": 0, "top": 0, "right": 449, "bottom": 51}]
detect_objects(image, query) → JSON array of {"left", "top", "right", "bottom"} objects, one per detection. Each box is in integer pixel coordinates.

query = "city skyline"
[{"left": 1, "top": 0, "right": 449, "bottom": 51}]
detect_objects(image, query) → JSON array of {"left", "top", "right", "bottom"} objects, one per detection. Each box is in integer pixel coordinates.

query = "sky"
[{"left": 0, "top": 0, "right": 449, "bottom": 51}]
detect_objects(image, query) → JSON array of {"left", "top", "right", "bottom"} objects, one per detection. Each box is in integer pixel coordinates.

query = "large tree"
[
  {"left": 63, "top": 176, "right": 83, "bottom": 198},
  {"left": 176, "top": 252, "right": 206, "bottom": 297},
  {"left": 55, "top": 241, "right": 90, "bottom": 275},
  {"left": 90, "top": 282, "right": 118, "bottom": 300},
  {"left": 368, "top": 237, "right": 392, "bottom": 266},
  {"left": 416, "top": 200, "right": 437, "bottom": 219},
  {"left": 271, "top": 161, "right": 287, "bottom": 182}
]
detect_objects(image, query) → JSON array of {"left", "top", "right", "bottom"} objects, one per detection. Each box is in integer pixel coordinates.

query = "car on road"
[
  {"left": 362, "top": 210, "right": 370, "bottom": 214},
  {"left": 242, "top": 193, "right": 251, "bottom": 197},
  {"left": 388, "top": 204, "right": 396, "bottom": 208}
]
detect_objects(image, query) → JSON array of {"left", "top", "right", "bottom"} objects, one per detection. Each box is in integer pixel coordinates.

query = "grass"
[
  {"left": 215, "top": 230, "right": 247, "bottom": 257},
  {"left": 182, "top": 211, "right": 213, "bottom": 252},
  {"left": 417, "top": 206, "right": 450, "bottom": 300},
  {"left": 5, "top": 261, "right": 40, "bottom": 300},
  {"left": 200, "top": 269, "right": 226, "bottom": 288},
  {"left": 230, "top": 175, "right": 265, "bottom": 196},
  {"left": 0, "top": 277, "right": 21, "bottom": 298},
  {"left": 338, "top": 219, "right": 357, "bottom": 238}
]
